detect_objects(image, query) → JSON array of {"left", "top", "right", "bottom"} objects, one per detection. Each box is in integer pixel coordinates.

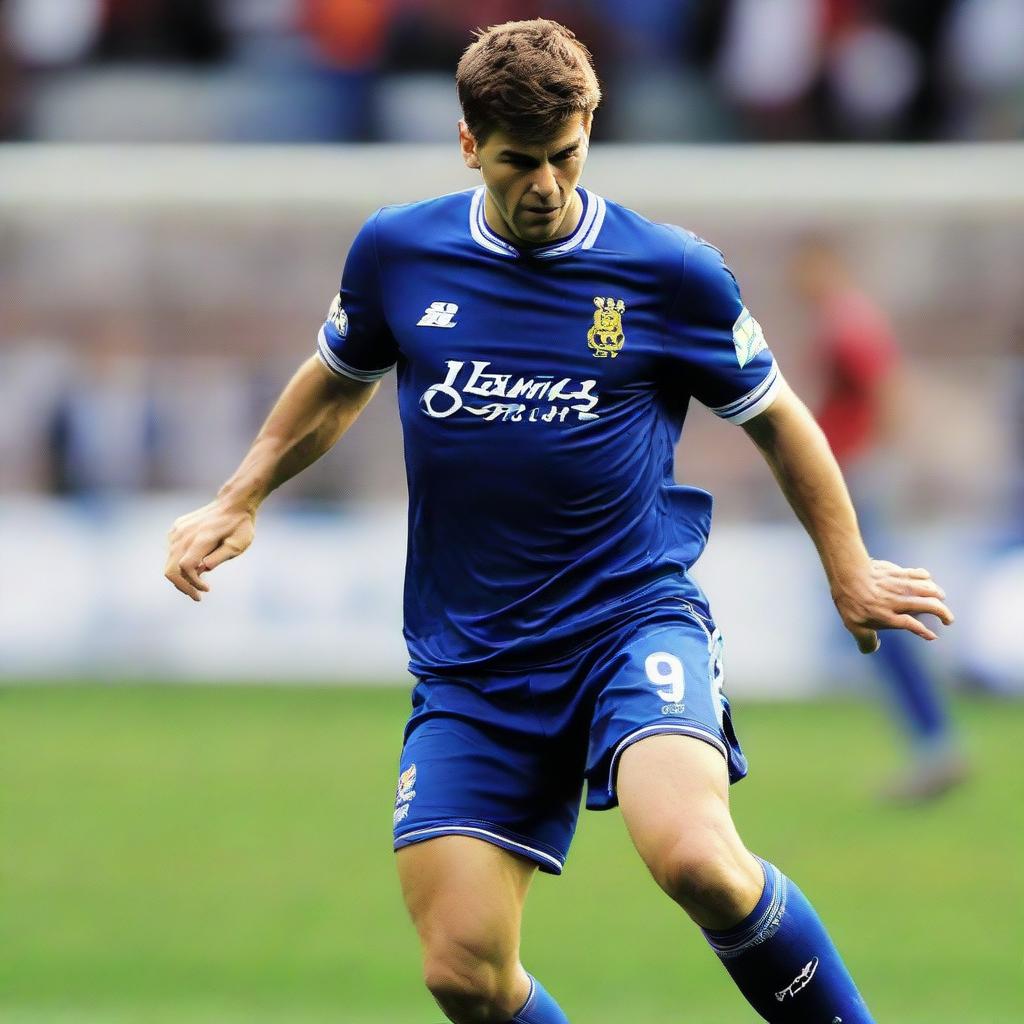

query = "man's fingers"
[
  {"left": 889, "top": 576, "right": 946, "bottom": 600},
  {"left": 166, "top": 541, "right": 212, "bottom": 597},
  {"left": 842, "top": 562, "right": 951, "bottom": 650},
  {"left": 897, "top": 566, "right": 932, "bottom": 580},
  {"left": 164, "top": 506, "right": 255, "bottom": 603},
  {"left": 853, "top": 628, "right": 880, "bottom": 655},
  {"left": 163, "top": 549, "right": 202, "bottom": 601},
  {"left": 896, "top": 596, "right": 955, "bottom": 625},
  {"left": 177, "top": 556, "right": 210, "bottom": 593},
  {"left": 164, "top": 569, "right": 203, "bottom": 602},
  {"left": 888, "top": 614, "right": 938, "bottom": 642},
  {"left": 200, "top": 541, "right": 242, "bottom": 573}
]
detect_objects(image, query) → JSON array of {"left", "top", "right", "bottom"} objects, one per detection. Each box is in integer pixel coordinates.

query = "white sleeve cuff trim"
[
  {"left": 710, "top": 361, "right": 782, "bottom": 424},
  {"left": 316, "top": 326, "right": 394, "bottom": 382}
]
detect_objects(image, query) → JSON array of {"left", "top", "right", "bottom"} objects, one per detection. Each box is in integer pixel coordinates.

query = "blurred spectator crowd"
[{"left": 0, "top": 0, "right": 1022, "bottom": 143}]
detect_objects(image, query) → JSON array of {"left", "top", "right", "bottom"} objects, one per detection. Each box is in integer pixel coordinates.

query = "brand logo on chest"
[{"left": 417, "top": 301, "right": 459, "bottom": 328}]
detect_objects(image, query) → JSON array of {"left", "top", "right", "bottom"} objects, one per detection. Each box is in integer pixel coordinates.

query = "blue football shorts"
[{"left": 392, "top": 599, "right": 748, "bottom": 875}]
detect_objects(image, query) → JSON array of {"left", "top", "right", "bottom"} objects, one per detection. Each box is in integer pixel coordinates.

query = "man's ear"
[{"left": 459, "top": 119, "right": 481, "bottom": 170}]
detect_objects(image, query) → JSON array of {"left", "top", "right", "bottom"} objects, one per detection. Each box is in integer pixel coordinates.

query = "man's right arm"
[{"left": 164, "top": 355, "right": 378, "bottom": 601}]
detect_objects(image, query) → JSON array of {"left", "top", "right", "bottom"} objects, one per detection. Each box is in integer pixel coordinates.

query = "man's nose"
[{"left": 528, "top": 163, "right": 558, "bottom": 202}]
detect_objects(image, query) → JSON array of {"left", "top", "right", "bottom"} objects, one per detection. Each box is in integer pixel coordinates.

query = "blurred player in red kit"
[{"left": 791, "top": 235, "right": 969, "bottom": 801}]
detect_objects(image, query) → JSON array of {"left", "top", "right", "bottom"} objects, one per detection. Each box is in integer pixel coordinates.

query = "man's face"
[{"left": 460, "top": 113, "right": 592, "bottom": 244}]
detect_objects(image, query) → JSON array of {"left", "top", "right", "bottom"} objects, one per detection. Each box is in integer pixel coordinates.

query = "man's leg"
[
  {"left": 853, "top": 501, "right": 966, "bottom": 800},
  {"left": 617, "top": 734, "right": 875, "bottom": 1023},
  {"left": 872, "top": 630, "right": 968, "bottom": 800},
  {"left": 396, "top": 835, "right": 569, "bottom": 1024}
]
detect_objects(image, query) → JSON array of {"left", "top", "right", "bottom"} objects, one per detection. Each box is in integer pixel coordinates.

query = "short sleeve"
[
  {"left": 316, "top": 211, "right": 399, "bottom": 382},
  {"left": 665, "top": 233, "right": 781, "bottom": 425}
]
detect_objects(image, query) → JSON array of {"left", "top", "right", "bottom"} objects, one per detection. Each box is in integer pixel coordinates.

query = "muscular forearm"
[
  {"left": 218, "top": 355, "right": 378, "bottom": 513},
  {"left": 742, "top": 380, "right": 868, "bottom": 585},
  {"left": 165, "top": 356, "right": 376, "bottom": 602}
]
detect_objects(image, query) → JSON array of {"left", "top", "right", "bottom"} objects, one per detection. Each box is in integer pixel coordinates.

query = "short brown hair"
[{"left": 456, "top": 19, "right": 601, "bottom": 144}]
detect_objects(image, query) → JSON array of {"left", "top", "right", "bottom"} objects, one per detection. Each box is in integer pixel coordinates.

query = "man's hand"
[
  {"left": 831, "top": 559, "right": 954, "bottom": 654},
  {"left": 742, "top": 387, "right": 955, "bottom": 654},
  {"left": 164, "top": 500, "right": 256, "bottom": 602},
  {"left": 161, "top": 356, "right": 379, "bottom": 603}
]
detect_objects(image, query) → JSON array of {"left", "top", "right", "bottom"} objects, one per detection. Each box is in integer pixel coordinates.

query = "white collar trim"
[{"left": 469, "top": 187, "right": 605, "bottom": 259}]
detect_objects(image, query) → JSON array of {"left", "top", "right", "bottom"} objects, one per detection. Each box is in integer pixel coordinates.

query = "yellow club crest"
[{"left": 587, "top": 297, "right": 626, "bottom": 358}]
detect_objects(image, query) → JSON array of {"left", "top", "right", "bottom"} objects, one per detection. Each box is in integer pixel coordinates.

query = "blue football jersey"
[{"left": 317, "top": 186, "right": 780, "bottom": 675}]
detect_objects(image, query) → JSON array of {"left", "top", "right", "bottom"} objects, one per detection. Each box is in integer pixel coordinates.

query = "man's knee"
[
  {"left": 652, "top": 830, "right": 763, "bottom": 926},
  {"left": 422, "top": 933, "right": 522, "bottom": 1024}
]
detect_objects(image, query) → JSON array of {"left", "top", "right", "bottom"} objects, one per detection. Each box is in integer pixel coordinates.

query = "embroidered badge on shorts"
[{"left": 394, "top": 764, "right": 417, "bottom": 826}]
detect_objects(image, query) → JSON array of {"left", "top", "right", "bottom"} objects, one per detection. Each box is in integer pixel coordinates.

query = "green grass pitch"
[{"left": 1, "top": 685, "right": 1021, "bottom": 1023}]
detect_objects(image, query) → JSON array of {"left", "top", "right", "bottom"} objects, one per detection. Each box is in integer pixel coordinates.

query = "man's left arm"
[{"left": 742, "top": 380, "right": 954, "bottom": 653}]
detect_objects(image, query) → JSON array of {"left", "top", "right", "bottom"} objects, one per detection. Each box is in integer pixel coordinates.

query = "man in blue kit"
[{"left": 165, "top": 19, "right": 954, "bottom": 1024}]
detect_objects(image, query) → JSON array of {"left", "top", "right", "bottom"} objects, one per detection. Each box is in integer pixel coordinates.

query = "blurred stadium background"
[{"left": 1, "top": 2, "right": 1023, "bottom": 1023}]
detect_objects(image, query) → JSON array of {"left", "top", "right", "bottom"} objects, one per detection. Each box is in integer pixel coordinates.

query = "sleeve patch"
[
  {"left": 327, "top": 293, "right": 349, "bottom": 337},
  {"left": 732, "top": 307, "right": 766, "bottom": 368}
]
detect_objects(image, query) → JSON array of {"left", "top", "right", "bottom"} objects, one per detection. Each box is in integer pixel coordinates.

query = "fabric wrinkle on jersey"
[{"left": 317, "top": 185, "right": 781, "bottom": 678}]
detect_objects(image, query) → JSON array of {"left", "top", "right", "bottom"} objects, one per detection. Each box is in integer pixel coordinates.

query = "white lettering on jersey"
[
  {"left": 732, "top": 307, "right": 767, "bottom": 368},
  {"left": 420, "top": 360, "right": 600, "bottom": 423},
  {"left": 417, "top": 301, "right": 459, "bottom": 328}
]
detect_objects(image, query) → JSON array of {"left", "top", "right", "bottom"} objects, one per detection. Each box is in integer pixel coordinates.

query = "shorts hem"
[
  {"left": 393, "top": 821, "right": 565, "bottom": 875},
  {"left": 589, "top": 722, "right": 729, "bottom": 811}
]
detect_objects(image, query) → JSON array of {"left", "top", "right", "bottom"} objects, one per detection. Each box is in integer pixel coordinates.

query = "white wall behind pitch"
[{"left": 1, "top": 498, "right": 1016, "bottom": 695}]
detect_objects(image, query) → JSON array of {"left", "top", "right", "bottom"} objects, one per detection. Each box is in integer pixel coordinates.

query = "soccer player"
[
  {"left": 790, "top": 234, "right": 968, "bottom": 801},
  {"left": 165, "top": 20, "right": 953, "bottom": 1024}
]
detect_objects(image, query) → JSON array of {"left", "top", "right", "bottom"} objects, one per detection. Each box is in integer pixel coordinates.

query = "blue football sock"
[
  {"left": 703, "top": 859, "right": 874, "bottom": 1022},
  {"left": 510, "top": 974, "right": 569, "bottom": 1023}
]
